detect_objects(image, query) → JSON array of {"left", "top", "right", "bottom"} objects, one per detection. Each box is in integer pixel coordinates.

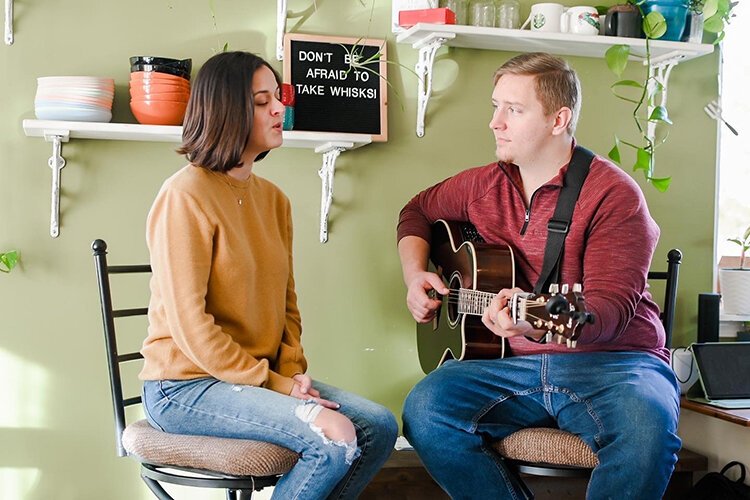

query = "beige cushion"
[
  {"left": 122, "top": 419, "right": 299, "bottom": 476},
  {"left": 493, "top": 427, "right": 599, "bottom": 469}
]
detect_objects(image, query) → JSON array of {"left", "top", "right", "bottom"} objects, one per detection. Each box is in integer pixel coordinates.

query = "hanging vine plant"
[{"left": 605, "top": 6, "right": 672, "bottom": 192}]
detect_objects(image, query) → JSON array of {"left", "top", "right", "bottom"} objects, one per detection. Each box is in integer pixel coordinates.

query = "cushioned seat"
[
  {"left": 122, "top": 419, "right": 299, "bottom": 477},
  {"left": 493, "top": 427, "right": 598, "bottom": 469}
]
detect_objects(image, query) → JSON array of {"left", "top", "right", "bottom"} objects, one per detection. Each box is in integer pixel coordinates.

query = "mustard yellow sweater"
[{"left": 140, "top": 164, "right": 307, "bottom": 395}]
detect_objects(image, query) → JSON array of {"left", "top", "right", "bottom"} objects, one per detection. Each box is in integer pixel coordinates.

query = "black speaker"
[{"left": 697, "top": 293, "right": 721, "bottom": 343}]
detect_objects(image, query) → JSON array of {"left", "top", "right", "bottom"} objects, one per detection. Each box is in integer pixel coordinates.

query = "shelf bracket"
[
  {"left": 43, "top": 131, "right": 69, "bottom": 238},
  {"left": 644, "top": 54, "right": 681, "bottom": 145},
  {"left": 315, "top": 142, "right": 351, "bottom": 243},
  {"left": 276, "top": 0, "right": 287, "bottom": 61},
  {"left": 4, "top": 0, "right": 13, "bottom": 45},
  {"left": 413, "top": 33, "right": 454, "bottom": 138}
]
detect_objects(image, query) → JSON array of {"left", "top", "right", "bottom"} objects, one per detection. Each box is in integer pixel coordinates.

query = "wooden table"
[{"left": 680, "top": 397, "right": 750, "bottom": 427}]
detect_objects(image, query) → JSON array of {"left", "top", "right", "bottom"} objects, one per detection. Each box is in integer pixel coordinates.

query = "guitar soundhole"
[{"left": 447, "top": 273, "right": 461, "bottom": 326}]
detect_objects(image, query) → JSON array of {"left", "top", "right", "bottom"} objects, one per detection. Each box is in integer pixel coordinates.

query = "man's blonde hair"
[{"left": 493, "top": 52, "right": 581, "bottom": 135}]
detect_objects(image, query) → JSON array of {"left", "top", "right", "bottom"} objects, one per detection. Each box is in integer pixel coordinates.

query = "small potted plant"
[
  {"left": 0, "top": 250, "right": 19, "bottom": 274},
  {"left": 684, "top": 0, "right": 737, "bottom": 44},
  {"left": 719, "top": 225, "right": 750, "bottom": 315}
]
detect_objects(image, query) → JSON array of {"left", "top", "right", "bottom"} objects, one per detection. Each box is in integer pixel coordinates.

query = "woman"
[{"left": 140, "top": 51, "right": 398, "bottom": 499}]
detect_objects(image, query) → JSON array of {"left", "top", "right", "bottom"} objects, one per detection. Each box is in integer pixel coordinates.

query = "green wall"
[{"left": 0, "top": 1, "right": 719, "bottom": 498}]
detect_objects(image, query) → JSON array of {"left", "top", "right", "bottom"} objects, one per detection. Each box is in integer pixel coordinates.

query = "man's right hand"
[{"left": 406, "top": 271, "right": 449, "bottom": 323}]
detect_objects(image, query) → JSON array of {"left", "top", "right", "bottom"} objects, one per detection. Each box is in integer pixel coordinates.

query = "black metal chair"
[
  {"left": 493, "top": 249, "right": 683, "bottom": 496},
  {"left": 92, "top": 239, "right": 299, "bottom": 500}
]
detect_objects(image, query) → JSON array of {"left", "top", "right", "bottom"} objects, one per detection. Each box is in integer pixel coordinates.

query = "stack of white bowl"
[{"left": 34, "top": 76, "right": 115, "bottom": 122}]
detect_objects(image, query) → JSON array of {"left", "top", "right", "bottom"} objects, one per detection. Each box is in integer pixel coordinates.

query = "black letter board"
[{"left": 283, "top": 33, "right": 387, "bottom": 142}]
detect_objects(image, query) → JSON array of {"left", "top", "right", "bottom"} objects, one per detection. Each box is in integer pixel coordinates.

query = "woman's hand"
[
  {"left": 291, "top": 374, "right": 340, "bottom": 409},
  {"left": 481, "top": 288, "right": 544, "bottom": 340}
]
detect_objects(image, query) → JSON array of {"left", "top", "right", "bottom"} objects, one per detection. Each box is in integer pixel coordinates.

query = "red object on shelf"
[
  {"left": 398, "top": 8, "right": 456, "bottom": 28},
  {"left": 281, "top": 83, "right": 295, "bottom": 106}
]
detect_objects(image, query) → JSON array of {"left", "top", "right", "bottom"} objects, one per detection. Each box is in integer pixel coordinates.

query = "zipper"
[{"left": 520, "top": 189, "right": 540, "bottom": 235}]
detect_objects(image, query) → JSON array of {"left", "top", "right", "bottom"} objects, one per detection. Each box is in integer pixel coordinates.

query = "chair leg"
[
  {"left": 504, "top": 464, "right": 535, "bottom": 500},
  {"left": 141, "top": 475, "right": 175, "bottom": 500},
  {"left": 227, "top": 489, "right": 253, "bottom": 500}
]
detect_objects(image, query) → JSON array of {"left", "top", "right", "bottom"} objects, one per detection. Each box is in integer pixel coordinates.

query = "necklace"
[{"left": 213, "top": 171, "right": 248, "bottom": 206}]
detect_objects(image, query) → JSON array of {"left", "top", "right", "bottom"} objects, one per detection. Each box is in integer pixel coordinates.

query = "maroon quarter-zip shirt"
[{"left": 397, "top": 155, "right": 669, "bottom": 363}]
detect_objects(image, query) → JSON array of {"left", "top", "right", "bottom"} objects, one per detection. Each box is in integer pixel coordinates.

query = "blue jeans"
[
  {"left": 142, "top": 378, "right": 398, "bottom": 499},
  {"left": 403, "top": 352, "right": 681, "bottom": 500}
]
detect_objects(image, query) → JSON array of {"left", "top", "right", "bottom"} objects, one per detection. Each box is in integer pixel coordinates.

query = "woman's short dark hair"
[{"left": 177, "top": 51, "right": 281, "bottom": 172}]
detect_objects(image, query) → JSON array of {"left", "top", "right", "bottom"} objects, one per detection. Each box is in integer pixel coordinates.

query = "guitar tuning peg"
[
  {"left": 534, "top": 320, "right": 544, "bottom": 328},
  {"left": 549, "top": 284, "right": 560, "bottom": 294},
  {"left": 561, "top": 283, "right": 569, "bottom": 294},
  {"left": 566, "top": 338, "right": 572, "bottom": 348},
  {"left": 545, "top": 332, "right": 553, "bottom": 343},
  {"left": 557, "top": 335, "right": 563, "bottom": 344},
  {"left": 556, "top": 325, "right": 565, "bottom": 334},
  {"left": 573, "top": 283, "right": 582, "bottom": 292}
]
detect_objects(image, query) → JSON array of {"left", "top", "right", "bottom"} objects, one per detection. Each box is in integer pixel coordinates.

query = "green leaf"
[
  {"left": 611, "top": 79, "right": 643, "bottom": 89},
  {"left": 648, "top": 176, "right": 672, "bottom": 192},
  {"left": 702, "top": 0, "right": 719, "bottom": 17},
  {"left": 649, "top": 105, "right": 673, "bottom": 125},
  {"left": 608, "top": 137, "right": 621, "bottom": 164},
  {"left": 633, "top": 147, "right": 652, "bottom": 172},
  {"left": 643, "top": 11, "right": 667, "bottom": 38},
  {"left": 0, "top": 250, "right": 19, "bottom": 273},
  {"left": 605, "top": 45, "right": 630, "bottom": 76},
  {"left": 703, "top": 12, "right": 725, "bottom": 32}
]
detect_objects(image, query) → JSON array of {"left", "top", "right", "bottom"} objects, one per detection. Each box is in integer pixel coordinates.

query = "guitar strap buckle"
[{"left": 547, "top": 218, "right": 570, "bottom": 234}]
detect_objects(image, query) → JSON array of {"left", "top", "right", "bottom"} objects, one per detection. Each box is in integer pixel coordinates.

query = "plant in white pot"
[{"left": 720, "top": 225, "right": 750, "bottom": 315}]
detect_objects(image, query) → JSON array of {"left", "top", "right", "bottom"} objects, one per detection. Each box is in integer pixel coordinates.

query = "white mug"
[
  {"left": 521, "top": 3, "right": 565, "bottom": 32},
  {"left": 561, "top": 6, "right": 600, "bottom": 35}
]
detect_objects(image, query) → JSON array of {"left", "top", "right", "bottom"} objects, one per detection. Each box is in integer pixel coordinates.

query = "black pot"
[{"left": 130, "top": 63, "right": 191, "bottom": 80}]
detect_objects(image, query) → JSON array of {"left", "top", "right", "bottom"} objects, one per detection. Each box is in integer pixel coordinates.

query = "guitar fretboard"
[{"left": 456, "top": 288, "right": 498, "bottom": 316}]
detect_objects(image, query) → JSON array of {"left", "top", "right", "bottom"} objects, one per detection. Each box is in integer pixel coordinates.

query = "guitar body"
[{"left": 417, "top": 219, "right": 516, "bottom": 374}]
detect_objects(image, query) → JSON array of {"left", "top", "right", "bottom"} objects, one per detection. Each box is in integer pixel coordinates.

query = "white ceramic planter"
[{"left": 719, "top": 268, "right": 750, "bottom": 315}]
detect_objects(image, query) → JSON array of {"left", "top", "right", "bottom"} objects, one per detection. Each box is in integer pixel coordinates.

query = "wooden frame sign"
[{"left": 283, "top": 33, "right": 388, "bottom": 142}]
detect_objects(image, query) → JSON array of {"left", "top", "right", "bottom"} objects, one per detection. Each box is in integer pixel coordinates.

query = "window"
[{"left": 716, "top": 2, "right": 749, "bottom": 264}]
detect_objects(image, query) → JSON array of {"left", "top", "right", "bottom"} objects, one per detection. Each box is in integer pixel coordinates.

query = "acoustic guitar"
[{"left": 416, "top": 219, "right": 593, "bottom": 373}]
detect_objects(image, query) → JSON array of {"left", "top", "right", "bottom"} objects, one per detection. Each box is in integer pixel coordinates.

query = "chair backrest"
[
  {"left": 647, "top": 248, "right": 682, "bottom": 349},
  {"left": 92, "top": 239, "right": 151, "bottom": 458}
]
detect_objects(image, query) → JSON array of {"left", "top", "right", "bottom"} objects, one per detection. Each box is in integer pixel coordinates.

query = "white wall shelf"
[
  {"left": 22, "top": 119, "right": 372, "bottom": 242},
  {"left": 396, "top": 23, "right": 715, "bottom": 137}
]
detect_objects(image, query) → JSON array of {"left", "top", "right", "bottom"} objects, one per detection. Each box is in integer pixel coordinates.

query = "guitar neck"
[{"left": 456, "top": 288, "right": 498, "bottom": 316}]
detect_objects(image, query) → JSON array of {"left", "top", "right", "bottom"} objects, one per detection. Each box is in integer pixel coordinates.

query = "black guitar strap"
[{"left": 533, "top": 145, "right": 595, "bottom": 296}]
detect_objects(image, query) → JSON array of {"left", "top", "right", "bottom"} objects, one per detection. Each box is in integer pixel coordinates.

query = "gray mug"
[{"left": 605, "top": 5, "right": 643, "bottom": 37}]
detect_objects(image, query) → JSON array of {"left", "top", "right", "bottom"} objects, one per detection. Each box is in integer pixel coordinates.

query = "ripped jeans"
[{"left": 142, "top": 378, "right": 398, "bottom": 499}]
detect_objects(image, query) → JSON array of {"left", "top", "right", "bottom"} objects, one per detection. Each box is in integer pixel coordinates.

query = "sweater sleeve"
[
  {"left": 273, "top": 206, "right": 308, "bottom": 378},
  {"left": 397, "top": 167, "right": 487, "bottom": 244},
  {"left": 147, "top": 186, "right": 295, "bottom": 394},
  {"left": 576, "top": 168, "right": 660, "bottom": 344}
]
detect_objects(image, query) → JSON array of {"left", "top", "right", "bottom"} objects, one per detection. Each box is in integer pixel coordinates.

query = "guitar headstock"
[{"left": 510, "top": 283, "right": 595, "bottom": 347}]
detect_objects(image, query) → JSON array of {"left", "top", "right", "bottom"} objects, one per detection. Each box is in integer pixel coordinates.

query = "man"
[{"left": 397, "top": 52, "right": 681, "bottom": 499}]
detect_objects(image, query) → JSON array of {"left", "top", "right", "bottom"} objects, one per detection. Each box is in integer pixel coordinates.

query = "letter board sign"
[{"left": 283, "top": 33, "right": 387, "bottom": 142}]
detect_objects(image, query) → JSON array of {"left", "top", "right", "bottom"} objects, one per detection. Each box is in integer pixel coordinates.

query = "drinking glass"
[
  {"left": 440, "top": 0, "right": 469, "bottom": 25},
  {"left": 496, "top": 0, "right": 520, "bottom": 28},
  {"left": 470, "top": 0, "right": 496, "bottom": 27}
]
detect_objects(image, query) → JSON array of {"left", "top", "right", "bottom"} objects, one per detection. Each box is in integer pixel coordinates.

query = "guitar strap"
[{"left": 533, "top": 145, "right": 595, "bottom": 296}]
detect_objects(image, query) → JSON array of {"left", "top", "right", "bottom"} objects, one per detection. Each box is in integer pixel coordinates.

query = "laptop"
[{"left": 686, "top": 342, "right": 750, "bottom": 409}]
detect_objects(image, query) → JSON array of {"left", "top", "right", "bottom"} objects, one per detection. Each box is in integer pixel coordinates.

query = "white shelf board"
[
  {"left": 721, "top": 312, "right": 750, "bottom": 322},
  {"left": 396, "top": 23, "right": 714, "bottom": 63},
  {"left": 22, "top": 120, "right": 372, "bottom": 150}
]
